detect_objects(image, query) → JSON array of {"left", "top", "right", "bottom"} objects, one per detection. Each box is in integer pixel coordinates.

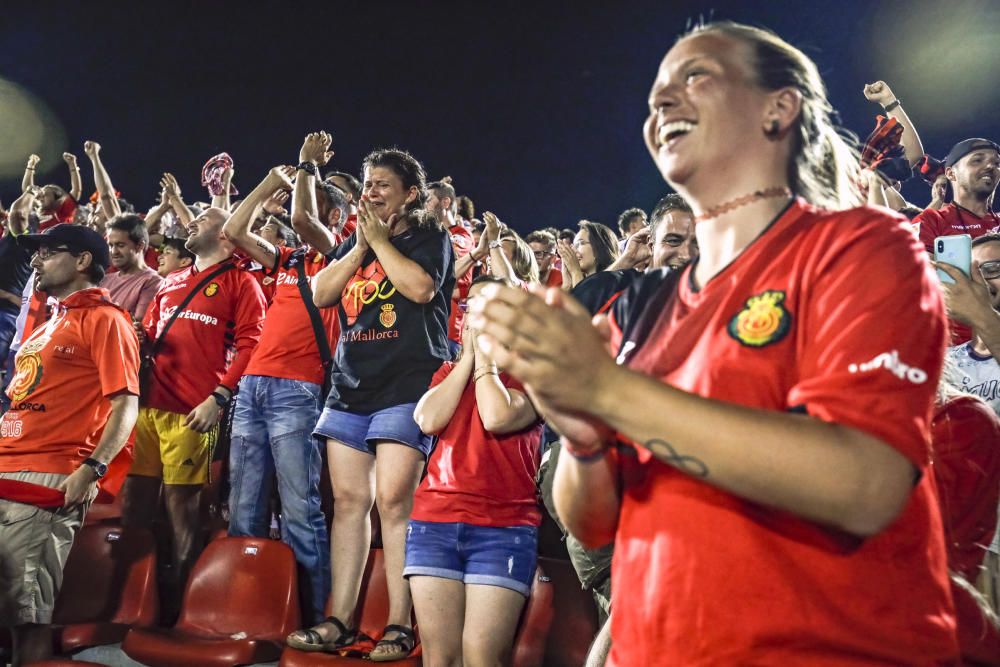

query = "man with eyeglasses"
[
  {"left": 939, "top": 234, "right": 1000, "bottom": 414},
  {"left": 0, "top": 223, "right": 139, "bottom": 666},
  {"left": 526, "top": 230, "right": 562, "bottom": 287}
]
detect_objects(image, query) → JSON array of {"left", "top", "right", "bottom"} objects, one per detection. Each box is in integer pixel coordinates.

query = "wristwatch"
[
  {"left": 488, "top": 240, "right": 503, "bottom": 249},
  {"left": 82, "top": 458, "right": 108, "bottom": 479},
  {"left": 211, "top": 391, "right": 230, "bottom": 408},
  {"left": 296, "top": 162, "right": 320, "bottom": 178}
]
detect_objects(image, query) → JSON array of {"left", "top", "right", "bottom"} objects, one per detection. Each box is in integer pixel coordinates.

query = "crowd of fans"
[{"left": 0, "top": 18, "right": 999, "bottom": 667}]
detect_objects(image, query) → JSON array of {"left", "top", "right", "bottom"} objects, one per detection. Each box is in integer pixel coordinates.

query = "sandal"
[
  {"left": 369, "top": 624, "right": 417, "bottom": 662},
  {"left": 285, "top": 615, "right": 357, "bottom": 652}
]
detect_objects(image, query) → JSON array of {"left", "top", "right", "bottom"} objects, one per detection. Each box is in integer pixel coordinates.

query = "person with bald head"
[{"left": 121, "top": 205, "right": 266, "bottom": 618}]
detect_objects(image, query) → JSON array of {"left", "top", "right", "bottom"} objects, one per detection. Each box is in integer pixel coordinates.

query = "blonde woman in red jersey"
[{"left": 469, "top": 21, "right": 960, "bottom": 665}]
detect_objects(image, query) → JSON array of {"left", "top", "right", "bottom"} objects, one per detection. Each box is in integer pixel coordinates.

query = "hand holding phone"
[{"left": 934, "top": 234, "right": 971, "bottom": 285}]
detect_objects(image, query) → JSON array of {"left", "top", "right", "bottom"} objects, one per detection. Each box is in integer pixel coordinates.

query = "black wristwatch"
[
  {"left": 82, "top": 458, "right": 108, "bottom": 479},
  {"left": 211, "top": 391, "right": 230, "bottom": 408},
  {"left": 296, "top": 162, "right": 320, "bottom": 178}
]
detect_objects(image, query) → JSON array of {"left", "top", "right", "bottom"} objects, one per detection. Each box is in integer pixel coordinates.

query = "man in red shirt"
[
  {"left": 427, "top": 178, "right": 475, "bottom": 357},
  {"left": 914, "top": 138, "right": 1000, "bottom": 250},
  {"left": 123, "top": 207, "right": 266, "bottom": 611},
  {"left": 222, "top": 162, "right": 345, "bottom": 625},
  {"left": 0, "top": 224, "right": 139, "bottom": 666},
  {"left": 915, "top": 138, "right": 1000, "bottom": 344}
]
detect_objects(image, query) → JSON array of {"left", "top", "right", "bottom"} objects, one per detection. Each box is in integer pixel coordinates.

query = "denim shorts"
[
  {"left": 313, "top": 402, "right": 434, "bottom": 457},
  {"left": 403, "top": 520, "right": 538, "bottom": 596}
]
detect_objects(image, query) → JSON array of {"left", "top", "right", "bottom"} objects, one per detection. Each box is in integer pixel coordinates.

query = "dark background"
[{"left": 2, "top": 0, "right": 998, "bottom": 233}]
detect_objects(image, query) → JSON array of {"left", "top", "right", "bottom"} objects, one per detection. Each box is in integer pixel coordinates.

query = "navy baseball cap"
[
  {"left": 944, "top": 138, "right": 1000, "bottom": 168},
  {"left": 20, "top": 223, "right": 111, "bottom": 269}
]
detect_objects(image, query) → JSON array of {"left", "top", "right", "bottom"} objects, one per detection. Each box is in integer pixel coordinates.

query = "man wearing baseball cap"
[
  {"left": 914, "top": 138, "right": 1000, "bottom": 252},
  {"left": 0, "top": 223, "right": 140, "bottom": 666}
]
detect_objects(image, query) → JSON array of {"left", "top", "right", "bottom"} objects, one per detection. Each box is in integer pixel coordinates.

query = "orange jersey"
[
  {"left": 244, "top": 247, "right": 338, "bottom": 385},
  {"left": 142, "top": 259, "right": 266, "bottom": 414},
  {"left": 607, "top": 201, "right": 957, "bottom": 665},
  {"left": 0, "top": 288, "right": 140, "bottom": 474}
]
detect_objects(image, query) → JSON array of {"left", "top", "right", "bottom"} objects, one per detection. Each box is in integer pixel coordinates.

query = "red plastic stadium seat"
[
  {"left": 536, "top": 557, "right": 600, "bottom": 667},
  {"left": 51, "top": 525, "right": 158, "bottom": 652},
  {"left": 123, "top": 536, "right": 301, "bottom": 666},
  {"left": 25, "top": 660, "right": 106, "bottom": 666},
  {"left": 280, "top": 548, "right": 421, "bottom": 666},
  {"left": 511, "top": 563, "right": 556, "bottom": 667}
]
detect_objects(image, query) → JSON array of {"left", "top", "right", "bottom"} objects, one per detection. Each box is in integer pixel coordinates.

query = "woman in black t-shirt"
[{"left": 288, "top": 149, "right": 454, "bottom": 661}]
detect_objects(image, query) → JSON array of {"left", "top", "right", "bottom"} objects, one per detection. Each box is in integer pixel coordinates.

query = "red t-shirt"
[
  {"left": 606, "top": 200, "right": 958, "bottom": 665},
  {"left": 930, "top": 395, "right": 1000, "bottom": 581},
  {"left": 244, "top": 247, "right": 339, "bottom": 386},
  {"left": 37, "top": 197, "right": 78, "bottom": 231},
  {"left": 543, "top": 267, "right": 563, "bottom": 288},
  {"left": 142, "top": 259, "right": 266, "bottom": 414},
  {"left": 447, "top": 224, "right": 475, "bottom": 343},
  {"left": 410, "top": 362, "right": 543, "bottom": 527},
  {"left": 914, "top": 202, "right": 1000, "bottom": 252},
  {"left": 0, "top": 288, "right": 139, "bottom": 474},
  {"left": 238, "top": 256, "right": 277, "bottom": 304}
]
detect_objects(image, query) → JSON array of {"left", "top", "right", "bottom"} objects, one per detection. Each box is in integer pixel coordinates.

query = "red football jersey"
[
  {"left": 142, "top": 259, "right": 266, "bottom": 414},
  {"left": 607, "top": 200, "right": 958, "bottom": 665},
  {"left": 244, "top": 247, "right": 338, "bottom": 386},
  {"left": 914, "top": 203, "right": 1000, "bottom": 252}
]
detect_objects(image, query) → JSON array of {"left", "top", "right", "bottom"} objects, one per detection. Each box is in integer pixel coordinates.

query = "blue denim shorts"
[
  {"left": 313, "top": 402, "right": 434, "bottom": 457},
  {"left": 403, "top": 520, "right": 538, "bottom": 596}
]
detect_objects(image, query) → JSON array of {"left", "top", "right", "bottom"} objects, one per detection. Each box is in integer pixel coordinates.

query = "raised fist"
[
  {"left": 27, "top": 154, "right": 40, "bottom": 168},
  {"left": 83, "top": 141, "right": 100, "bottom": 157},
  {"left": 62, "top": 152, "right": 77, "bottom": 165},
  {"left": 863, "top": 81, "right": 895, "bottom": 107}
]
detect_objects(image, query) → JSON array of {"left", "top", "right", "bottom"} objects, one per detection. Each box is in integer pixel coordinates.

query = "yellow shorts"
[{"left": 131, "top": 407, "right": 215, "bottom": 485}]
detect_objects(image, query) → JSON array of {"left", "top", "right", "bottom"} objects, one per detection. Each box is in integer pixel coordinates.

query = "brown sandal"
[{"left": 370, "top": 624, "right": 417, "bottom": 662}]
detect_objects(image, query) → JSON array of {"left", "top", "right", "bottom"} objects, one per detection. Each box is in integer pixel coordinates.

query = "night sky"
[{"left": 3, "top": 0, "right": 999, "bottom": 234}]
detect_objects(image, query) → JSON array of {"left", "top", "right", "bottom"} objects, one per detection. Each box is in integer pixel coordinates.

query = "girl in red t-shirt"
[{"left": 408, "top": 276, "right": 542, "bottom": 667}]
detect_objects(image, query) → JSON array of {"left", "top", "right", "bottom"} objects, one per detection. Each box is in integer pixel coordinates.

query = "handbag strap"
[
  {"left": 148, "top": 262, "right": 236, "bottom": 358},
  {"left": 291, "top": 249, "right": 332, "bottom": 365}
]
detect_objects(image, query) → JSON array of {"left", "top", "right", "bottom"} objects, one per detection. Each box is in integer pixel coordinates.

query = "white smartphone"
[{"left": 934, "top": 234, "right": 972, "bottom": 285}]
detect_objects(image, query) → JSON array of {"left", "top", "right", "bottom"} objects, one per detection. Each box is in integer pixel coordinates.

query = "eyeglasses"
[
  {"left": 33, "top": 246, "right": 73, "bottom": 260},
  {"left": 532, "top": 250, "right": 554, "bottom": 259},
  {"left": 980, "top": 260, "right": 1000, "bottom": 280}
]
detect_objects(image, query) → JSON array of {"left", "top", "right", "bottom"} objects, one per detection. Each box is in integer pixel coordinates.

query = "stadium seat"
[
  {"left": 24, "top": 660, "right": 106, "bottom": 666},
  {"left": 279, "top": 548, "right": 421, "bottom": 666},
  {"left": 51, "top": 525, "right": 158, "bottom": 652},
  {"left": 511, "top": 562, "right": 556, "bottom": 667},
  {"left": 122, "top": 536, "right": 301, "bottom": 666},
  {"left": 82, "top": 490, "right": 123, "bottom": 525},
  {"left": 536, "top": 557, "right": 600, "bottom": 667}
]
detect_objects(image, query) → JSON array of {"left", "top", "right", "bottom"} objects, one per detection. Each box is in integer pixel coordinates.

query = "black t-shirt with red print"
[{"left": 327, "top": 225, "right": 455, "bottom": 413}]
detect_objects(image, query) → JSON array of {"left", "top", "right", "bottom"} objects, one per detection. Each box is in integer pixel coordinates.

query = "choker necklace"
[{"left": 694, "top": 187, "right": 793, "bottom": 223}]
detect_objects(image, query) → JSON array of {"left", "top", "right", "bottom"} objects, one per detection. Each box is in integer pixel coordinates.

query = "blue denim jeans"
[{"left": 228, "top": 375, "right": 330, "bottom": 624}]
